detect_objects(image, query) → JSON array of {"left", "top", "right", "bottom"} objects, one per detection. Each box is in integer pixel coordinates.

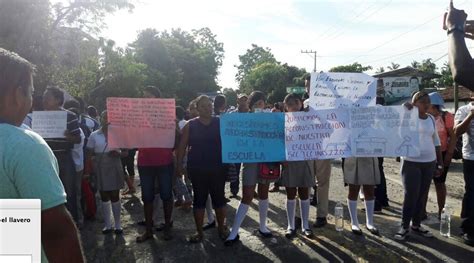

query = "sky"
[{"left": 95, "top": 0, "right": 474, "bottom": 89}]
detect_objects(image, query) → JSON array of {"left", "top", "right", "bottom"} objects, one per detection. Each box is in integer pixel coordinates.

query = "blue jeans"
[{"left": 138, "top": 164, "right": 173, "bottom": 203}]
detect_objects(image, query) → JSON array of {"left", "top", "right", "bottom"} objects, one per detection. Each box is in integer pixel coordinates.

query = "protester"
[
  {"left": 225, "top": 91, "right": 277, "bottom": 246},
  {"left": 425, "top": 92, "right": 456, "bottom": 219},
  {"left": 302, "top": 75, "right": 323, "bottom": 209},
  {"left": 374, "top": 97, "right": 390, "bottom": 213},
  {"left": 0, "top": 47, "right": 84, "bottom": 262},
  {"left": 213, "top": 94, "right": 227, "bottom": 116},
  {"left": 229, "top": 93, "right": 250, "bottom": 198},
  {"left": 174, "top": 106, "right": 192, "bottom": 209},
  {"left": 394, "top": 92, "right": 443, "bottom": 240},
  {"left": 67, "top": 107, "right": 86, "bottom": 228},
  {"left": 42, "top": 86, "right": 82, "bottom": 222},
  {"left": 446, "top": 2, "right": 474, "bottom": 246},
  {"left": 87, "top": 105, "right": 99, "bottom": 122},
  {"left": 176, "top": 95, "right": 228, "bottom": 243},
  {"left": 136, "top": 86, "right": 176, "bottom": 242},
  {"left": 281, "top": 94, "right": 314, "bottom": 239},
  {"left": 86, "top": 111, "right": 125, "bottom": 234},
  {"left": 121, "top": 149, "right": 137, "bottom": 195},
  {"left": 344, "top": 157, "right": 380, "bottom": 236}
]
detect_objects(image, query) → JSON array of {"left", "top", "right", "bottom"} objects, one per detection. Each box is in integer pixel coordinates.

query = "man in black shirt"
[{"left": 43, "top": 86, "right": 82, "bottom": 222}]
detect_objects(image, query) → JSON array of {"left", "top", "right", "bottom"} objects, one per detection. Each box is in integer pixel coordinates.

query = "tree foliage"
[
  {"left": 235, "top": 44, "right": 277, "bottom": 85},
  {"left": 329, "top": 62, "right": 372, "bottom": 73}
]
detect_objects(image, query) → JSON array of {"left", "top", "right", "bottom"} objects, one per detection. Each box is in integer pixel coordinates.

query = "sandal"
[
  {"left": 411, "top": 226, "right": 433, "bottom": 238},
  {"left": 136, "top": 232, "right": 153, "bottom": 243},
  {"left": 187, "top": 233, "right": 203, "bottom": 243}
]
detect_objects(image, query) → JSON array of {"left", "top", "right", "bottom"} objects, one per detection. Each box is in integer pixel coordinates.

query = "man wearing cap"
[
  {"left": 447, "top": 1, "right": 474, "bottom": 246},
  {"left": 229, "top": 94, "right": 249, "bottom": 198}
]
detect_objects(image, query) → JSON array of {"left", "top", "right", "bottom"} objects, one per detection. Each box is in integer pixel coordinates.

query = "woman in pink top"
[
  {"left": 427, "top": 92, "right": 457, "bottom": 218},
  {"left": 136, "top": 86, "right": 178, "bottom": 243}
]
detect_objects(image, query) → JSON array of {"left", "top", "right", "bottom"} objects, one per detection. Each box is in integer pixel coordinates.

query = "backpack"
[{"left": 441, "top": 112, "right": 463, "bottom": 160}]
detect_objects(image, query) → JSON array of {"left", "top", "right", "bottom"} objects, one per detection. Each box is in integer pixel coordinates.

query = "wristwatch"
[
  {"left": 437, "top": 164, "right": 444, "bottom": 170},
  {"left": 447, "top": 24, "right": 465, "bottom": 35}
]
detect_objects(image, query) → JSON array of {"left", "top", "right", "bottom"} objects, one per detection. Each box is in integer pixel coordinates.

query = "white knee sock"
[
  {"left": 300, "top": 199, "right": 310, "bottom": 230},
  {"left": 101, "top": 201, "right": 112, "bottom": 229},
  {"left": 365, "top": 199, "right": 375, "bottom": 229},
  {"left": 259, "top": 198, "right": 270, "bottom": 233},
  {"left": 112, "top": 201, "right": 122, "bottom": 230},
  {"left": 206, "top": 195, "right": 215, "bottom": 223},
  {"left": 286, "top": 199, "right": 296, "bottom": 230},
  {"left": 227, "top": 203, "right": 249, "bottom": 240},
  {"left": 347, "top": 199, "right": 360, "bottom": 230}
]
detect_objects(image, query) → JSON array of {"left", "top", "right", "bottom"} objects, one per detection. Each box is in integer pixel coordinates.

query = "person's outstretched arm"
[
  {"left": 42, "top": 205, "right": 85, "bottom": 263},
  {"left": 447, "top": 2, "right": 474, "bottom": 89}
]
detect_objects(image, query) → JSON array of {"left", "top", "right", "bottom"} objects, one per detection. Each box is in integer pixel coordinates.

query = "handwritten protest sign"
[
  {"left": 350, "top": 106, "right": 420, "bottom": 157},
  {"left": 32, "top": 111, "right": 67, "bottom": 138},
  {"left": 106, "top": 98, "right": 176, "bottom": 148},
  {"left": 220, "top": 113, "right": 286, "bottom": 163},
  {"left": 309, "top": 72, "right": 376, "bottom": 110},
  {"left": 285, "top": 109, "right": 352, "bottom": 161}
]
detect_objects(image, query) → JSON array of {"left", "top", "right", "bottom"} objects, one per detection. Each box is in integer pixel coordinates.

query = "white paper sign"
[
  {"left": 32, "top": 111, "right": 67, "bottom": 138},
  {"left": 309, "top": 72, "right": 376, "bottom": 110},
  {"left": 285, "top": 109, "right": 352, "bottom": 161},
  {"left": 350, "top": 106, "right": 420, "bottom": 157}
]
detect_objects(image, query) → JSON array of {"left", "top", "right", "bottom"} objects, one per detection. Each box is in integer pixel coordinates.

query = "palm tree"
[{"left": 387, "top": 62, "right": 400, "bottom": 71}]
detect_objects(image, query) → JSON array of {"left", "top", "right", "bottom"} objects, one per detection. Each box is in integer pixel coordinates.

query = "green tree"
[
  {"left": 131, "top": 27, "right": 225, "bottom": 107},
  {"left": 375, "top": 67, "right": 385, "bottom": 74},
  {"left": 241, "top": 62, "right": 288, "bottom": 103},
  {"left": 329, "top": 62, "right": 372, "bottom": 73},
  {"left": 235, "top": 44, "right": 277, "bottom": 86},
  {"left": 51, "top": 0, "right": 134, "bottom": 35},
  {"left": 88, "top": 40, "right": 148, "bottom": 110},
  {"left": 438, "top": 62, "right": 453, "bottom": 87},
  {"left": 222, "top": 88, "right": 238, "bottom": 107}
]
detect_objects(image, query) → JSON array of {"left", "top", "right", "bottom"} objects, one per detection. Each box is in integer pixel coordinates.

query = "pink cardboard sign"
[{"left": 106, "top": 98, "right": 176, "bottom": 148}]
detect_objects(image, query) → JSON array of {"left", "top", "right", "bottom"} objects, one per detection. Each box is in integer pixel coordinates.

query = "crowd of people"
[{"left": 1, "top": 3, "right": 474, "bottom": 262}]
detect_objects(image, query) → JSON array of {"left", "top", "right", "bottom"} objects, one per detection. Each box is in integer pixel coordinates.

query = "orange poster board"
[{"left": 106, "top": 97, "right": 176, "bottom": 148}]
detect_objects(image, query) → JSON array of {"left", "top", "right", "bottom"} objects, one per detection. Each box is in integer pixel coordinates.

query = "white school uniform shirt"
[
  {"left": 87, "top": 129, "right": 119, "bottom": 153},
  {"left": 404, "top": 114, "right": 441, "bottom": 163},
  {"left": 71, "top": 128, "right": 85, "bottom": 172}
]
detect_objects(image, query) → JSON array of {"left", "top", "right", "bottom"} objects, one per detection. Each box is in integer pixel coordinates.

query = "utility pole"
[{"left": 301, "top": 50, "right": 317, "bottom": 72}]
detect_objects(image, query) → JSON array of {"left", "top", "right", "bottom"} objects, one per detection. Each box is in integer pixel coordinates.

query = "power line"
[
  {"left": 347, "top": 0, "right": 470, "bottom": 64},
  {"left": 315, "top": 0, "right": 378, "bottom": 42},
  {"left": 301, "top": 50, "right": 317, "bottom": 72},
  {"left": 360, "top": 40, "right": 446, "bottom": 64},
  {"left": 330, "top": 0, "right": 393, "bottom": 40}
]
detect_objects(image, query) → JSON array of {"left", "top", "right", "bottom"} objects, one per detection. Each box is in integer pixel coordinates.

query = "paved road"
[{"left": 81, "top": 159, "right": 474, "bottom": 262}]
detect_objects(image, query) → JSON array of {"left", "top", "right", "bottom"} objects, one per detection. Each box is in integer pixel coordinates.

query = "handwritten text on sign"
[
  {"left": 350, "top": 106, "right": 420, "bottom": 157},
  {"left": 309, "top": 72, "right": 376, "bottom": 110},
  {"left": 285, "top": 109, "right": 352, "bottom": 161},
  {"left": 106, "top": 98, "right": 176, "bottom": 148},
  {"left": 32, "top": 111, "right": 67, "bottom": 138},
  {"left": 220, "top": 113, "right": 286, "bottom": 163}
]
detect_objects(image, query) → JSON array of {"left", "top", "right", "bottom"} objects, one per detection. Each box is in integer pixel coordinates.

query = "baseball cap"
[
  {"left": 428, "top": 92, "right": 445, "bottom": 107},
  {"left": 237, "top": 93, "right": 248, "bottom": 99}
]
